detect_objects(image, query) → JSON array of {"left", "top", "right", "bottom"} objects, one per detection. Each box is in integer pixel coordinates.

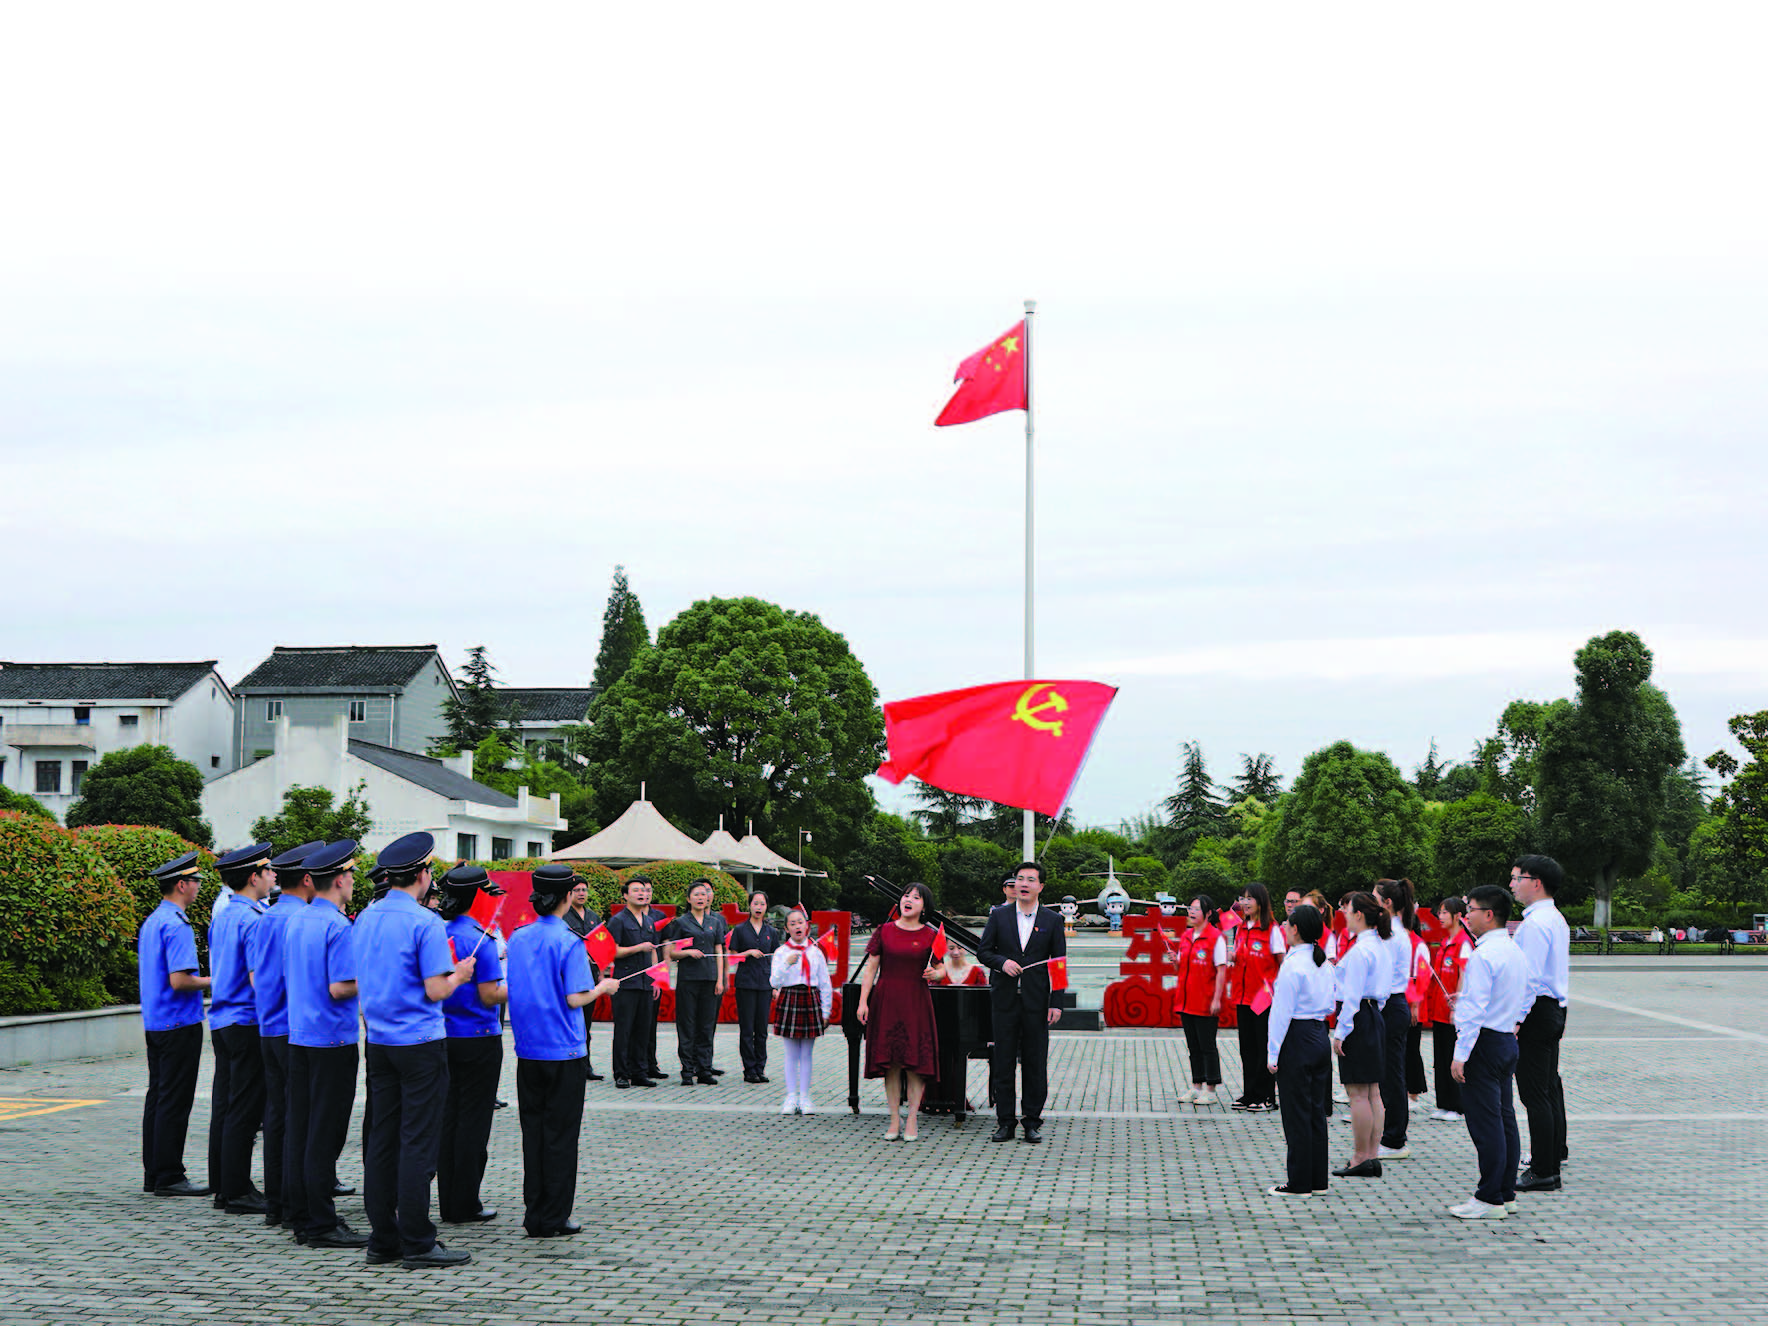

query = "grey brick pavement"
[{"left": 0, "top": 962, "right": 1761, "bottom": 1325}]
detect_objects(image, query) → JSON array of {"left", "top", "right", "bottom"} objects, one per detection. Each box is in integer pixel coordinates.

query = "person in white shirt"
[
  {"left": 1373, "top": 879, "right": 1421, "bottom": 1160},
  {"left": 1329, "top": 894, "right": 1391, "bottom": 1178},
  {"left": 768, "top": 907, "right": 834, "bottom": 1116},
  {"left": 1510, "top": 854, "right": 1570, "bottom": 1191},
  {"left": 1265, "top": 905, "right": 1336, "bottom": 1196},
  {"left": 1449, "top": 884, "right": 1530, "bottom": 1219}
]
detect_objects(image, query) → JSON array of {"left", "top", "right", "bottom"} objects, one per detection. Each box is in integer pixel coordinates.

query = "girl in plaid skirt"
[{"left": 770, "top": 907, "right": 834, "bottom": 1116}]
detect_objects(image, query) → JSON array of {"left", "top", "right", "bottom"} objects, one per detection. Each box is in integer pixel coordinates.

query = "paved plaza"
[{"left": 1, "top": 959, "right": 1764, "bottom": 1325}]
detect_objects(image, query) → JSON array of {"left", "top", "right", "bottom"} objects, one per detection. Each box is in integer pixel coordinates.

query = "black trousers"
[
  {"left": 297, "top": 1043, "right": 358, "bottom": 1235},
  {"left": 1276, "top": 1020, "right": 1330, "bottom": 1192},
  {"left": 1378, "top": 995, "right": 1410, "bottom": 1148},
  {"left": 1406, "top": 1024, "right": 1427, "bottom": 1095},
  {"left": 260, "top": 1034, "right": 291, "bottom": 1219},
  {"left": 735, "top": 987, "right": 770, "bottom": 1076},
  {"left": 1431, "top": 1023, "right": 1463, "bottom": 1113},
  {"left": 674, "top": 981, "right": 718, "bottom": 1077},
  {"left": 1462, "top": 1027, "right": 1520, "bottom": 1205},
  {"left": 517, "top": 1057, "right": 586, "bottom": 1235},
  {"left": 207, "top": 1027, "right": 233, "bottom": 1195},
  {"left": 991, "top": 998, "right": 1051, "bottom": 1127},
  {"left": 142, "top": 1023, "right": 203, "bottom": 1189},
  {"left": 1180, "top": 1012, "right": 1221, "bottom": 1085},
  {"left": 212, "top": 1024, "right": 265, "bottom": 1202},
  {"left": 438, "top": 1035, "right": 502, "bottom": 1222},
  {"left": 1517, "top": 996, "right": 1567, "bottom": 1172},
  {"left": 364, "top": 1040, "right": 448, "bottom": 1258},
  {"left": 1235, "top": 1004, "right": 1275, "bottom": 1105},
  {"left": 611, "top": 988, "right": 656, "bottom": 1082},
  {"left": 580, "top": 1005, "right": 597, "bottom": 1073}
]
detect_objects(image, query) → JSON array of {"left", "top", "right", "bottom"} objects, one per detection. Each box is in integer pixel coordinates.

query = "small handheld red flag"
[
  {"left": 466, "top": 888, "right": 502, "bottom": 930},
  {"left": 935, "top": 321, "right": 1027, "bottom": 427},
  {"left": 1250, "top": 981, "right": 1272, "bottom": 1016},
  {"left": 645, "top": 962, "right": 671, "bottom": 991},
  {"left": 1218, "top": 909, "right": 1241, "bottom": 933},
  {"left": 816, "top": 928, "right": 839, "bottom": 963},
  {"left": 1048, "top": 956, "right": 1069, "bottom": 991},
  {"left": 584, "top": 924, "right": 616, "bottom": 970},
  {"left": 931, "top": 924, "right": 948, "bottom": 959},
  {"left": 447, "top": 936, "right": 458, "bottom": 962}
]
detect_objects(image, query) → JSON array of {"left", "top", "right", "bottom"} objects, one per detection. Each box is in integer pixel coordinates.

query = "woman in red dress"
[{"left": 856, "top": 883, "right": 942, "bottom": 1142}]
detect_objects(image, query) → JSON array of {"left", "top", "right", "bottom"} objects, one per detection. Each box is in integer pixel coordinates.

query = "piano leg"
[{"left": 846, "top": 1026, "right": 862, "bottom": 1114}]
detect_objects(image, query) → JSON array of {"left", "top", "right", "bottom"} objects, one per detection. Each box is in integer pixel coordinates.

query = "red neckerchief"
[{"left": 785, "top": 938, "right": 813, "bottom": 982}]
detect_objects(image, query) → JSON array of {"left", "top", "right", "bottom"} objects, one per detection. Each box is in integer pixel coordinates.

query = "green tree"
[
  {"left": 250, "top": 782, "right": 374, "bottom": 851},
  {"left": 1657, "top": 757, "right": 1712, "bottom": 889},
  {"left": 592, "top": 564, "right": 651, "bottom": 697},
  {"left": 1704, "top": 710, "right": 1768, "bottom": 911},
  {"left": 835, "top": 811, "right": 941, "bottom": 916},
  {"left": 1162, "top": 741, "right": 1226, "bottom": 855},
  {"left": 906, "top": 783, "right": 990, "bottom": 841},
  {"left": 65, "top": 745, "right": 212, "bottom": 846},
  {"left": 0, "top": 786, "right": 55, "bottom": 821},
  {"left": 438, "top": 646, "right": 513, "bottom": 752},
  {"left": 583, "top": 596, "right": 884, "bottom": 861},
  {"left": 1431, "top": 792, "right": 1531, "bottom": 898},
  {"left": 1227, "top": 753, "right": 1282, "bottom": 804},
  {"left": 1414, "top": 739, "right": 1446, "bottom": 800},
  {"left": 1435, "top": 760, "right": 1481, "bottom": 804},
  {"left": 934, "top": 835, "right": 1018, "bottom": 915},
  {"left": 1257, "top": 741, "right": 1430, "bottom": 896},
  {"left": 1534, "top": 631, "right": 1686, "bottom": 925},
  {"left": 1684, "top": 818, "right": 1756, "bottom": 920}
]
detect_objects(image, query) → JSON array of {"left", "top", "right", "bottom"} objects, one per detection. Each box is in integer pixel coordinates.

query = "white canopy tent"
[{"left": 548, "top": 795, "right": 727, "bottom": 866}]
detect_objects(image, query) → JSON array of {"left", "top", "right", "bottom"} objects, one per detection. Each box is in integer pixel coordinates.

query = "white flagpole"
[{"left": 1022, "top": 297, "right": 1037, "bottom": 863}]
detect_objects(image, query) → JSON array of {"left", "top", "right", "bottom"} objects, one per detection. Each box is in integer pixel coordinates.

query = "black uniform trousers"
[
  {"left": 1235, "top": 1004, "right": 1275, "bottom": 1106},
  {"left": 211, "top": 1024, "right": 265, "bottom": 1202},
  {"left": 1275, "top": 1020, "right": 1330, "bottom": 1192},
  {"left": 735, "top": 987, "right": 770, "bottom": 1077},
  {"left": 1406, "top": 1024, "right": 1427, "bottom": 1095},
  {"left": 364, "top": 1039, "right": 449, "bottom": 1259},
  {"left": 207, "top": 1027, "right": 233, "bottom": 1197},
  {"left": 260, "top": 1034, "right": 291, "bottom": 1220},
  {"left": 1179, "top": 1012, "right": 1221, "bottom": 1085},
  {"left": 516, "top": 1057, "right": 586, "bottom": 1236},
  {"left": 1378, "top": 995, "right": 1411, "bottom": 1148},
  {"left": 1516, "top": 996, "right": 1567, "bottom": 1173},
  {"left": 438, "top": 1034, "right": 503, "bottom": 1222},
  {"left": 142, "top": 1023, "right": 203, "bottom": 1189},
  {"left": 1462, "top": 1027, "right": 1520, "bottom": 1206},
  {"left": 991, "top": 998, "right": 1050, "bottom": 1128},
  {"left": 294, "top": 1043, "right": 358, "bottom": 1236},
  {"left": 1431, "top": 1023, "right": 1464, "bottom": 1113},
  {"left": 611, "top": 988, "right": 656, "bottom": 1082},
  {"left": 674, "top": 980, "right": 718, "bottom": 1078}
]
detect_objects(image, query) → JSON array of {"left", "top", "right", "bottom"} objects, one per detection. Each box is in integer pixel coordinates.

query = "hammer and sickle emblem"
[{"left": 1011, "top": 683, "right": 1069, "bottom": 737}]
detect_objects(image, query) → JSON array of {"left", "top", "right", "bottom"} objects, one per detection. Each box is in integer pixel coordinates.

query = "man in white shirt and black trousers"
[
  {"left": 978, "top": 861, "right": 1066, "bottom": 1145},
  {"left": 1511, "top": 854, "right": 1571, "bottom": 1192},
  {"left": 1449, "top": 883, "right": 1530, "bottom": 1220}
]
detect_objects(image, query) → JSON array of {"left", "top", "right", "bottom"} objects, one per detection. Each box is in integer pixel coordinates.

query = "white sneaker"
[
  {"left": 1505, "top": 1201, "right": 1518, "bottom": 1214},
  {"left": 780, "top": 1094, "right": 799, "bottom": 1115},
  {"left": 798, "top": 1094, "right": 816, "bottom": 1115},
  {"left": 1177, "top": 1087, "right": 1198, "bottom": 1104},
  {"left": 1429, "top": 1109, "right": 1456, "bottom": 1122},
  {"left": 1193, "top": 1089, "right": 1217, "bottom": 1107},
  {"left": 1449, "top": 1198, "right": 1508, "bottom": 1220},
  {"left": 1378, "top": 1144, "right": 1412, "bottom": 1159}
]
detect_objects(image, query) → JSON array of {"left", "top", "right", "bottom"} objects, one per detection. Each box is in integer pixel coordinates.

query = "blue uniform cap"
[
  {"left": 150, "top": 850, "right": 202, "bottom": 881},
  {"left": 377, "top": 831, "right": 436, "bottom": 874},
  {"left": 442, "top": 864, "right": 491, "bottom": 891},
  {"left": 215, "top": 841, "right": 276, "bottom": 874},
  {"left": 270, "top": 840, "right": 325, "bottom": 873},
  {"left": 303, "top": 840, "right": 359, "bottom": 877}
]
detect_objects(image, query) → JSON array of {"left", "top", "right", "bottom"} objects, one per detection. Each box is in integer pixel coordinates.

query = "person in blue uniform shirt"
[
  {"left": 206, "top": 842, "right": 275, "bottom": 1213},
  {"left": 1450, "top": 883, "right": 1531, "bottom": 1219},
  {"left": 1511, "top": 854, "right": 1571, "bottom": 1192},
  {"left": 507, "top": 863, "right": 620, "bottom": 1238},
  {"left": 436, "top": 864, "right": 508, "bottom": 1226},
  {"left": 354, "top": 832, "right": 480, "bottom": 1270},
  {"left": 560, "top": 877, "right": 606, "bottom": 1080},
  {"left": 139, "top": 851, "right": 212, "bottom": 1197},
  {"left": 285, "top": 840, "right": 365, "bottom": 1249},
  {"left": 248, "top": 840, "right": 321, "bottom": 1230}
]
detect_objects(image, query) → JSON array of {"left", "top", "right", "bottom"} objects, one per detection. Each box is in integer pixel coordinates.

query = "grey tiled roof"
[
  {"left": 236, "top": 646, "right": 440, "bottom": 692},
  {"left": 0, "top": 662, "right": 222, "bottom": 701},
  {"left": 497, "top": 687, "right": 599, "bottom": 723},
  {"left": 347, "top": 739, "right": 518, "bottom": 808}
]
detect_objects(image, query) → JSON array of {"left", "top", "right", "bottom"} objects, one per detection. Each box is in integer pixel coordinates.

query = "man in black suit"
[{"left": 977, "top": 861, "right": 1066, "bottom": 1144}]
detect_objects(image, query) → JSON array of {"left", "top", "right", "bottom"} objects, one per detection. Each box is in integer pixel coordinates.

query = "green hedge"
[
  {"left": 0, "top": 812, "right": 137, "bottom": 1015},
  {"left": 616, "top": 861, "right": 746, "bottom": 911},
  {"left": 73, "top": 825, "right": 223, "bottom": 970}
]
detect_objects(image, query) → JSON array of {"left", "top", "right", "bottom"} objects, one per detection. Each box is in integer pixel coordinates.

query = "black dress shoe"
[
  {"left": 756, "top": 1074, "right": 770, "bottom": 1084},
  {"left": 1330, "top": 1159, "right": 1383, "bottom": 1178},
  {"left": 586, "top": 1068, "right": 606, "bottom": 1081},
  {"left": 647, "top": 1069, "right": 668, "bottom": 1080},
  {"left": 225, "top": 1193, "right": 270, "bottom": 1215},
  {"left": 709, "top": 1067, "right": 726, "bottom": 1076},
  {"left": 1516, "top": 1169, "right": 1562, "bottom": 1192},
  {"left": 213, "top": 1193, "right": 227, "bottom": 1209},
  {"left": 142, "top": 1178, "right": 155, "bottom": 1193},
  {"left": 364, "top": 1247, "right": 401, "bottom": 1266},
  {"left": 154, "top": 1180, "right": 213, "bottom": 1197},
  {"left": 695, "top": 1074, "right": 717, "bottom": 1085},
  {"left": 310, "top": 1221, "right": 370, "bottom": 1249},
  {"left": 1022, "top": 1125, "right": 1043, "bottom": 1144},
  {"left": 615, "top": 1077, "right": 631, "bottom": 1089},
  {"left": 682, "top": 1074, "right": 696, "bottom": 1086},
  {"left": 526, "top": 1220, "right": 583, "bottom": 1238},
  {"left": 492, "top": 1098, "right": 509, "bottom": 1109},
  {"left": 631, "top": 1076, "right": 657, "bottom": 1088},
  {"left": 989, "top": 1124, "right": 1016, "bottom": 1142},
  {"left": 332, "top": 1180, "right": 356, "bottom": 1197},
  {"left": 403, "top": 1243, "right": 471, "bottom": 1269}
]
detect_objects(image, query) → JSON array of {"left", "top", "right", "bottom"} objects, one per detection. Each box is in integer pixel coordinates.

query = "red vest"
[
  {"left": 1228, "top": 922, "right": 1281, "bottom": 1007},
  {"left": 1176, "top": 924, "right": 1224, "bottom": 1016},
  {"left": 1423, "top": 937, "right": 1470, "bottom": 1025}
]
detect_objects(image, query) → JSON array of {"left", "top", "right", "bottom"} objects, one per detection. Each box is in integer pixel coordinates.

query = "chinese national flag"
[
  {"left": 1218, "top": 909, "right": 1241, "bottom": 933},
  {"left": 466, "top": 889, "right": 503, "bottom": 931},
  {"left": 931, "top": 924, "right": 948, "bottom": 959},
  {"left": 935, "top": 321, "right": 1027, "bottom": 427},
  {"left": 875, "top": 680, "right": 1117, "bottom": 817},
  {"left": 1416, "top": 908, "right": 1445, "bottom": 943},
  {"left": 816, "top": 928, "right": 840, "bottom": 963},
  {"left": 1048, "top": 957, "right": 1069, "bottom": 991},
  {"left": 645, "top": 962, "right": 671, "bottom": 991},
  {"left": 584, "top": 924, "right": 616, "bottom": 970}
]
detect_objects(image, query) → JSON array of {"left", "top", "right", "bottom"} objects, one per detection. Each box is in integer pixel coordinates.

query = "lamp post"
[{"left": 797, "top": 830, "right": 812, "bottom": 907}]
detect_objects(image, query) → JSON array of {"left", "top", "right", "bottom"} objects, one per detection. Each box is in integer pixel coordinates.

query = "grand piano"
[{"left": 840, "top": 875, "right": 994, "bottom": 1123}]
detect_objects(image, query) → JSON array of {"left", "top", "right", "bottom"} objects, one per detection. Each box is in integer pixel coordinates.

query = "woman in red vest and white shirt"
[
  {"left": 1424, "top": 895, "right": 1472, "bottom": 1122},
  {"left": 1228, "top": 883, "right": 1285, "bottom": 1113},
  {"left": 1176, "top": 895, "right": 1230, "bottom": 1106}
]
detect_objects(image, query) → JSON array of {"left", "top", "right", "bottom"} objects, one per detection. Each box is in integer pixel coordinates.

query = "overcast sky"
[{"left": 4, "top": 4, "right": 1765, "bottom": 827}]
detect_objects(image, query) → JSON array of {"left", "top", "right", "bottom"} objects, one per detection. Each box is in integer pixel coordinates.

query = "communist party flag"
[
  {"left": 1047, "top": 957, "right": 1069, "bottom": 991},
  {"left": 875, "top": 680, "right": 1118, "bottom": 817},
  {"left": 583, "top": 924, "right": 616, "bottom": 970},
  {"left": 935, "top": 322, "right": 1027, "bottom": 427}
]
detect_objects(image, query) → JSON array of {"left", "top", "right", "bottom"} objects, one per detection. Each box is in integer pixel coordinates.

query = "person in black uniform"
[
  {"left": 560, "top": 876, "right": 605, "bottom": 1080},
  {"left": 977, "top": 861, "right": 1067, "bottom": 1145},
  {"left": 665, "top": 879, "right": 727, "bottom": 1085},
  {"left": 139, "top": 851, "right": 212, "bottom": 1197},
  {"left": 206, "top": 842, "right": 275, "bottom": 1212},
  {"left": 729, "top": 891, "right": 780, "bottom": 1083},
  {"left": 606, "top": 874, "right": 662, "bottom": 1089},
  {"left": 436, "top": 864, "right": 508, "bottom": 1226}
]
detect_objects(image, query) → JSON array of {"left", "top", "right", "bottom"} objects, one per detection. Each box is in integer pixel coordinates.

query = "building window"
[
  {"left": 266, "top": 700, "right": 283, "bottom": 720},
  {"left": 349, "top": 700, "right": 367, "bottom": 723},
  {"left": 36, "top": 762, "right": 61, "bottom": 794},
  {"left": 491, "top": 837, "right": 513, "bottom": 861},
  {"left": 73, "top": 706, "right": 91, "bottom": 725},
  {"left": 526, "top": 841, "right": 545, "bottom": 857},
  {"left": 71, "top": 760, "right": 88, "bottom": 794},
  {"left": 456, "top": 833, "right": 478, "bottom": 861},
  {"left": 210, "top": 755, "right": 221, "bottom": 769},
  {"left": 119, "top": 713, "right": 139, "bottom": 728}
]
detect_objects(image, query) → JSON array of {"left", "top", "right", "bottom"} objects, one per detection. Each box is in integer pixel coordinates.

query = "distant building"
[
  {"left": 232, "top": 645, "right": 456, "bottom": 768},
  {"left": 0, "top": 661, "right": 236, "bottom": 822},
  {"left": 203, "top": 713, "right": 567, "bottom": 859},
  {"left": 498, "top": 686, "right": 598, "bottom": 761}
]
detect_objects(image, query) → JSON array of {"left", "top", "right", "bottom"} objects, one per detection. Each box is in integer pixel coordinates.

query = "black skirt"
[{"left": 1338, "top": 998, "right": 1385, "bottom": 1085}]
